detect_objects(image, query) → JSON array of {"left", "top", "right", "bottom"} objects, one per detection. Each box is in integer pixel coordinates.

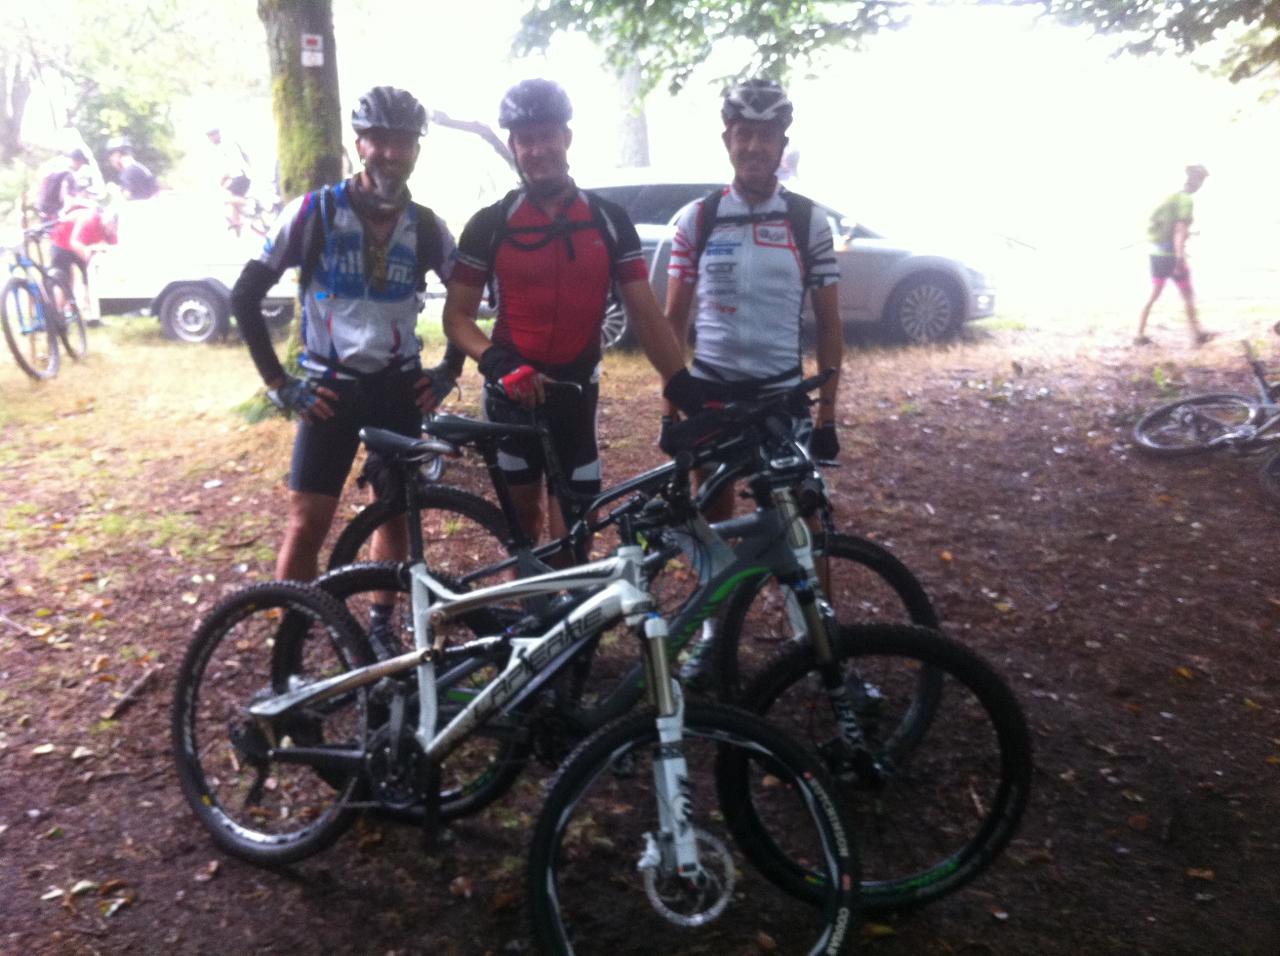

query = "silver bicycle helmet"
[
  {"left": 498, "top": 79, "right": 573, "bottom": 130},
  {"left": 351, "top": 86, "right": 427, "bottom": 136},
  {"left": 721, "top": 79, "right": 794, "bottom": 128}
]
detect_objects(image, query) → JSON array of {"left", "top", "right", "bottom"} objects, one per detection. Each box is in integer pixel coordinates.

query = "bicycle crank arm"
[{"left": 268, "top": 745, "right": 367, "bottom": 774}]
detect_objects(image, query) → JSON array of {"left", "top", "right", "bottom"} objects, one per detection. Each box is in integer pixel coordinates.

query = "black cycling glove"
[
  {"left": 662, "top": 368, "right": 709, "bottom": 417},
  {"left": 477, "top": 344, "right": 524, "bottom": 383},
  {"left": 810, "top": 423, "right": 840, "bottom": 462},
  {"left": 423, "top": 359, "right": 458, "bottom": 405},
  {"left": 266, "top": 374, "right": 321, "bottom": 417}
]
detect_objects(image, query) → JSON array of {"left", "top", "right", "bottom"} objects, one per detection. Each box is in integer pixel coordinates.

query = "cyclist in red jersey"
[{"left": 443, "top": 79, "right": 700, "bottom": 548}]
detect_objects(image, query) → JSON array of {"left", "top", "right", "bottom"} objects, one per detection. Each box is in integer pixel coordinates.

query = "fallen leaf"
[
  {"left": 756, "top": 931, "right": 778, "bottom": 951},
  {"left": 449, "top": 875, "right": 474, "bottom": 899},
  {"left": 40, "top": 887, "right": 64, "bottom": 902},
  {"left": 863, "top": 923, "right": 897, "bottom": 938},
  {"left": 1174, "top": 666, "right": 1193, "bottom": 681},
  {"left": 939, "top": 550, "right": 953, "bottom": 563},
  {"left": 1186, "top": 868, "right": 1215, "bottom": 881},
  {"left": 1121, "top": 789, "right": 1145, "bottom": 803},
  {"left": 69, "top": 879, "right": 98, "bottom": 896},
  {"left": 490, "top": 890, "right": 518, "bottom": 912},
  {"left": 180, "top": 593, "right": 199, "bottom": 605},
  {"left": 994, "top": 602, "right": 1013, "bottom": 613},
  {"left": 100, "top": 896, "right": 131, "bottom": 917},
  {"left": 70, "top": 746, "right": 95, "bottom": 761},
  {"left": 99, "top": 879, "right": 128, "bottom": 895},
  {"left": 990, "top": 906, "right": 1010, "bottom": 921},
  {"left": 1244, "top": 698, "right": 1262, "bottom": 711},
  {"left": 193, "top": 860, "right": 219, "bottom": 883},
  {"left": 1127, "top": 814, "right": 1150, "bottom": 832},
  {"left": 90, "top": 655, "right": 110, "bottom": 673},
  {"left": 32, "top": 743, "right": 55, "bottom": 756},
  {"left": 1266, "top": 756, "right": 1280, "bottom": 766}
]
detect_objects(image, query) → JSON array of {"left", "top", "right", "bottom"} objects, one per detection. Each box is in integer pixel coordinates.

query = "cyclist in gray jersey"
[{"left": 663, "top": 79, "right": 845, "bottom": 684}]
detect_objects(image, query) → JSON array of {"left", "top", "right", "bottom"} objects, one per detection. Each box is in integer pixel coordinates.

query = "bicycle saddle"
[{"left": 423, "top": 414, "right": 539, "bottom": 444}]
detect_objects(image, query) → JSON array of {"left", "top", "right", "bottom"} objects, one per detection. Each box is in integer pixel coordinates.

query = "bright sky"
[{"left": 135, "top": 1, "right": 1280, "bottom": 308}]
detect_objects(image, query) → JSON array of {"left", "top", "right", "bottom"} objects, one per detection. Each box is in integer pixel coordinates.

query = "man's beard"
[{"left": 366, "top": 166, "right": 407, "bottom": 200}]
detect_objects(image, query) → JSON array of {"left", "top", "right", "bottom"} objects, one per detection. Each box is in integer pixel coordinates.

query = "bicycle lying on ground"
[
  {"left": 1133, "top": 341, "right": 1280, "bottom": 503},
  {"left": 1, "top": 223, "right": 88, "bottom": 380},
  {"left": 173, "top": 375, "right": 1030, "bottom": 928}
]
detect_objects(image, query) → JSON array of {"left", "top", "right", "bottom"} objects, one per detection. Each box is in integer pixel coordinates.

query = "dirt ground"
[{"left": 1, "top": 308, "right": 1278, "bottom": 955}]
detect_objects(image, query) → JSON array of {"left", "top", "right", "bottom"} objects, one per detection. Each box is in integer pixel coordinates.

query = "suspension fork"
[
  {"left": 639, "top": 614, "right": 702, "bottom": 878},
  {"left": 773, "top": 488, "right": 873, "bottom": 756}
]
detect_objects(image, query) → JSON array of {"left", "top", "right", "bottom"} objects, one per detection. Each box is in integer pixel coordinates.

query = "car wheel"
[
  {"left": 884, "top": 273, "right": 962, "bottom": 344},
  {"left": 262, "top": 302, "right": 294, "bottom": 327},
  {"left": 601, "top": 301, "right": 633, "bottom": 351},
  {"left": 161, "top": 284, "right": 230, "bottom": 344}
]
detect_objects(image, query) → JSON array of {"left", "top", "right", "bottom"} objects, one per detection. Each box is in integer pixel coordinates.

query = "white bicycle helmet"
[{"left": 721, "top": 79, "right": 794, "bottom": 129}]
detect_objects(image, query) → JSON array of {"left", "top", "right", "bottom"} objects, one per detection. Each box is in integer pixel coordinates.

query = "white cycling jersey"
[{"left": 668, "top": 183, "right": 837, "bottom": 383}]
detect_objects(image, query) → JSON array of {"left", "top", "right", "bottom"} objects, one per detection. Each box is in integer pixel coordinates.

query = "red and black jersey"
[{"left": 452, "top": 186, "right": 647, "bottom": 380}]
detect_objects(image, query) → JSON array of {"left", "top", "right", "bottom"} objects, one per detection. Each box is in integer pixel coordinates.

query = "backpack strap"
[
  {"left": 410, "top": 201, "right": 445, "bottom": 291},
  {"left": 691, "top": 187, "right": 816, "bottom": 283},
  {"left": 298, "top": 186, "right": 335, "bottom": 292}
]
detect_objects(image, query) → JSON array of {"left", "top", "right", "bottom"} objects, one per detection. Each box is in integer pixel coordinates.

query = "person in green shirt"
[{"left": 1136, "top": 164, "right": 1211, "bottom": 346}]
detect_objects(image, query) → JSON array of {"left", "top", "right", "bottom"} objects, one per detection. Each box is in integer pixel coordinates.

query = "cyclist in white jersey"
[{"left": 663, "top": 78, "right": 844, "bottom": 684}]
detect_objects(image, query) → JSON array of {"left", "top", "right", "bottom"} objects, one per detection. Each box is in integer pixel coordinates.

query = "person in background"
[
  {"left": 47, "top": 201, "right": 117, "bottom": 326},
  {"left": 1136, "top": 164, "right": 1212, "bottom": 347},
  {"left": 206, "top": 126, "right": 254, "bottom": 234},
  {"left": 34, "top": 148, "right": 89, "bottom": 221},
  {"left": 104, "top": 138, "right": 159, "bottom": 201}
]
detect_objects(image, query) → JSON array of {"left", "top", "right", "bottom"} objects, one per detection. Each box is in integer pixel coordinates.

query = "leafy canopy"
[{"left": 515, "top": 0, "right": 908, "bottom": 94}]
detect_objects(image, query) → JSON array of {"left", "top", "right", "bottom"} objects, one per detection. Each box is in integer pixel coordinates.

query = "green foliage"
[
  {"left": 515, "top": 0, "right": 908, "bottom": 95},
  {"left": 1038, "top": 0, "right": 1280, "bottom": 83}
]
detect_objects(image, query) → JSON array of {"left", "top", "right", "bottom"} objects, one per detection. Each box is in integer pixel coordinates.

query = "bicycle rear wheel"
[
  {"left": 1133, "top": 393, "right": 1259, "bottom": 456},
  {"left": 45, "top": 271, "right": 87, "bottom": 360},
  {"left": 1, "top": 276, "right": 59, "bottom": 380},
  {"left": 734, "top": 623, "right": 1031, "bottom": 913},
  {"left": 528, "top": 701, "right": 859, "bottom": 955},
  {"left": 328, "top": 483, "right": 512, "bottom": 585},
  {"left": 171, "top": 582, "right": 369, "bottom": 866}
]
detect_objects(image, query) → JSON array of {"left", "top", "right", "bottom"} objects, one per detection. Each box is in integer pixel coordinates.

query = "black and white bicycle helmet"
[
  {"left": 498, "top": 79, "right": 573, "bottom": 130},
  {"left": 721, "top": 79, "right": 794, "bottom": 128},
  {"left": 351, "top": 86, "right": 427, "bottom": 136},
  {"left": 104, "top": 136, "right": 133, "bottom": 155}
]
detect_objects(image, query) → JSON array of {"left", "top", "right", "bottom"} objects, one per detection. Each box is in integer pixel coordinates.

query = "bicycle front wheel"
[
  {"left": 528, "top": 701, "right": 859, "bottom": 955},
  {"left": 735, "top": 623, "right": 1031, "bottom": 913},
  {"left": 45, "top": 271, "right": 88, "bottom": 360},
  {"left": 716, "top": 530, "right": 941, "bottom": 700},
  {"left": 1, "top": 277, "right": 59, "bottom": 380},
  {"left": 171, "top": 582, "right": 370, "bottom": 866},
  {"left": 1133, "top": 393, "right": 1259, "bottom": 456}
]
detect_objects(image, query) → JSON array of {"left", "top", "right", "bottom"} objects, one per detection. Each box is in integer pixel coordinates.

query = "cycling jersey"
[
  {"left": 668, "top": 184, "right": 837, "bottom": 383},
  {"left": 1147, "top": 191, "right": 1194, "bottom": 257},
  {"left": 254, "top": 179, "right": 456, "bottom": 379},
  {"left": 451, "top": 186, "right": 646, "bottom": 380}
]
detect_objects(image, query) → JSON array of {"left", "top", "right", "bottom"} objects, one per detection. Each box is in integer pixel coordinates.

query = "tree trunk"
[
  {"left": 256, "top": 0, "right": 342, "bottom": 200},
  {"left": 0, "top": 53, "right": 32, "bottom": 164},
  {"left": 615, "top": 64, "right": 649, "bottom": 168}
]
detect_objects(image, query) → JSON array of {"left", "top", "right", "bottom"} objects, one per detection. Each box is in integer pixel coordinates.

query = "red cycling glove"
[{"left": 500, "top": 364, "right": 540, "bottom": 403}]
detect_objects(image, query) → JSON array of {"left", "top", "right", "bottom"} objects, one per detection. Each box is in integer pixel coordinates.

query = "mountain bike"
[
  {"left": 328, "top": 383, "right": 940, "bottom": 699},
  {"left": 1133, "top": 341, "right": 1280, "bottom": 502},
  {"left": 172, "top": 467, "right": 860, "bottom": 952},
  {"left": 1, "top": 223, "right": 88, "bottom": 380},
  {"left": 301, "top": 376, "right": 1030, "bottom": 913}
]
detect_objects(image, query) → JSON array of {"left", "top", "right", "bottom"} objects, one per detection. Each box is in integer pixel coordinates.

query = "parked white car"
[
  {"left": 89, "top": 192, "right": 295, "bottom": 343},
  {"left": 584, "top": 179, "right": 995, "bottom": 347}
]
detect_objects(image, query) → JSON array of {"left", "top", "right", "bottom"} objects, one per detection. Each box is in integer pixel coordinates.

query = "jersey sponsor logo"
[
  {"left": 711, "top": 303, "right": 737, "bottom": 314},
  {"left": 705, "top": 261, "right": 735, "bottom": 277},
  {"left": 754, "top": 223, "right": 792, "bottom": 247},
  {"left": 704, "top": 241, "right": 738, "bottom": 256}
]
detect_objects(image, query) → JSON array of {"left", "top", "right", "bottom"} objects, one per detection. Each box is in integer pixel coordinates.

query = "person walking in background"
[
  {"left": 1136, "top": 164, "right": 1211, "bottom": 347},
  {"left": 104, "top": 139, "right": 159, "bottom": 201}
]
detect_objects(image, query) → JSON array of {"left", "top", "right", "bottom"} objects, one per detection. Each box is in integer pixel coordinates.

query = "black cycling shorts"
[
  {"left": 484, "top": 381, "right": 601, "bottom": 496},
  {"left": 226, "top": 175, "right": 252, "bottom": 198},
  {"left": 288, "top": 370, "right": 421, "bottom": 497},
  {"left": 50, "top": 246, "right": 87, "bottom": 281}
]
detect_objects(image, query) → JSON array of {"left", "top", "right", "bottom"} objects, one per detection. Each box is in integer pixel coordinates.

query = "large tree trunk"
[
  {"left": 615, "top": 64, "right": 649, "bottom": 168},
  {"left": 257, "top": 0, "right": 342, "bottom": 200}
]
